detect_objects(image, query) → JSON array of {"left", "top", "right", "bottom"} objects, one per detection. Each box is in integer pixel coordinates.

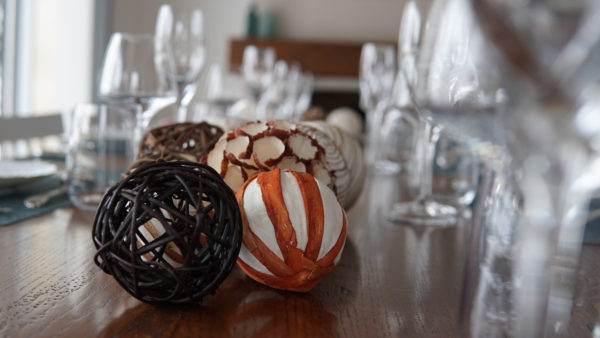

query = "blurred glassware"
[
  {"left": 360, "top": 43, "right": 397, "bottom": 162},
  {"left": 67, "top": 103, "right": 139, "bottom": 212},
  {"left": 359, "top": 43, "right": 397, "bottom": 114},
  {"left": 205, "top": 63, "right": 253, "bottom": 118},
  {"left": 242, "top": 45, "right": 276, "bottom": 101},
  {"left": 453, "top": 0, "right": 600, "bottom": 336},
  {"left": 371, "top": 2, "right": 421, "bottom": 173},
  {"left": 255, "top": 60, "right": 313, "bottom": 121},
  {"left": 380, "top": 0, "right": 461, "bottom": 227},
  {"left": 432, "top": 132, "right": 480, "bottom": 208},
  {"left": 155, "top": 4, "right": 206, "bottom": 120},
  {"left": 98, "top": 32, "right": 177, "bottom": 139}
]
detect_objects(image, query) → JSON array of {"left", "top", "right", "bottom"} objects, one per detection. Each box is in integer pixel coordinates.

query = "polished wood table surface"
[{"left": 0, "top": 173, "right": 598, "bottom": 337}]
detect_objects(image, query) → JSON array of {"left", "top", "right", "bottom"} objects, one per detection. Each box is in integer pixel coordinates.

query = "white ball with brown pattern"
[{"left": 235, "top": 168, "right": 347, "bottom": 292}]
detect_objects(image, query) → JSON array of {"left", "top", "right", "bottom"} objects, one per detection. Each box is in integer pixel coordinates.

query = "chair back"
[{"left": 0, "top": 114, "right": 64, "bottom": 159}]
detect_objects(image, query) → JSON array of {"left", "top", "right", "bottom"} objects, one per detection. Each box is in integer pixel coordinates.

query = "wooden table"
[{"left": 0, "top": 173, "right": 598, "bottom": 337}]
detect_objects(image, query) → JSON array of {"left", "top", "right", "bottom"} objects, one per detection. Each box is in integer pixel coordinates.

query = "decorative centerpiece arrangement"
[
  {"left": 206, "top": 120, "right": 365, "bottom": 208},
  {"left": 92, "top": 161, "right": 242, "bottom": 305},
  {"left": 92, "top": 118, "right": 362, "bottom": 304}
]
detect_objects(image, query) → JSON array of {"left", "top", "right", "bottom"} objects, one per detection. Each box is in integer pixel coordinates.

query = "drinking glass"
[
  {"left": 242, "top": 45, "right": 276, "bottom": 101},
  {"left": 255, "top": 61, "right": 313, "bottom": 121},
  {"left": 382, "top": 0, "right": 462, "bottom": 226},
  {"left": 452, "top": 0, "right": 600, "bottom": 336},
  {"left": 205, "top": 63, "right": 252, "bottom": 118},
  {"left": 360, "top": 43, "right": 397, "bottom": 165},
  {"left": 432, "top": 132, "right": 480, "bottom": 208},
  {"left": 99, "top": 32, "right": 177, "bottom": 137},
  {"left": 155, "top": 4, "right": 206, "bottom": 119},
  {"left": 67, "top": 103, "right": 139, "bottom": 211},
  {"left": 359, "top": 43, "right": 396, "bottom": 113}
]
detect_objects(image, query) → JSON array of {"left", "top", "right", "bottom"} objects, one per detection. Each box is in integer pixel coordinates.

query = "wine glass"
[
  {"left": 380, "top": 0, "right": 463, "bottom": 227},
  {"left": 255, "top": 61, "right": 313, "bottom": 121},
  {"left": 155, "top": 4, "right": 206, "bottom": 120},
  {"left": 99, "top": 32, "right": 177, "bottom": 146},
  {"left": 241, "top": 45, "right": 276, "bottom": 101},
  {"left": 360, "top": 43, "right": 397, "bottom": 164}
]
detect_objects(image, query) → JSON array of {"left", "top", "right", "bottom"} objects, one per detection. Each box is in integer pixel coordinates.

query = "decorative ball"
[
  {"left": 130, "top": 122, "right": 223, "bottom": 171},
  {"left": 326, "top": 107, "right": 363, "bottom": 138},
  {"left": 298, "top": 107, "right": 326, "bottom": 121},
  {"left": 299, "top": 121, "right": 366, "bottom": 209},
  {"left": 297, "top": 121, "right": 365, "bottom": 209},
  {"left": 206, "top": 120, "right": 337, "bottom": 193},
  {"left": 92, "top": 161, "right": 242, "bottom": 305},
  {"left": 236, "top": 169, "right": 347, "bottom": 292}
]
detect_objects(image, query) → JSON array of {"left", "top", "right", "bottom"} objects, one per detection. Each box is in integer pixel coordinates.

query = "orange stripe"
[
  {"left": 237, "top": 258, "right": 320, "bottom": 292},
  {"left": 248, "top": 232, "right": 295, "bottom": 277},
  {"left": 237, "top": 173, "right": 295, "bottom": 277},
  {"left": 257, "top": 169, "right": 303, "bottom": 272},
  {"left": 290, "top": 171, "right": 324, "bottom": 262}
]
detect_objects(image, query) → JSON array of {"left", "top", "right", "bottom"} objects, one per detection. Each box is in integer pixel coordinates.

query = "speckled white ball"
[{"left": 326, "top": 107, "right": 363, "bottom": 138}]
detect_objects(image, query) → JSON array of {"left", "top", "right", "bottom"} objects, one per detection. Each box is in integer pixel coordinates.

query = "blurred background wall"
[
  {"left": 1, "top": 0, "right": 404, "bottom": 116},
  {"left": 111, "top": 0, "right": 404, "bottom": 69}
]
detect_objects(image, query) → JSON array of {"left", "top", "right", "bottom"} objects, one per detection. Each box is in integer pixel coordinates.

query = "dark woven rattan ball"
[
  {"left": 92, "top": 161, "right": 242, "bottom": 305},
  {"left": 129, "top": 122, "right": 223, "bottom": 171}
]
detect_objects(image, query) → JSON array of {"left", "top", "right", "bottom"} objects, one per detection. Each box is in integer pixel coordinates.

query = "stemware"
[
  {"left": 359, "top": 43, "right": 396, "bottom": 113},
  {"left": 255, "top": 61, "right": 313, "bottom": 121},
  {"left": 454, "top": 0, "right": 600, "bottom": 336},
  {"left": 360, "top": 43, "right": 397, "bottom": 164},
  {"left": 241, "top": 45, "right": 276, "bottom": 101},
  {"left": 155, "top": 4, "right": 206, "bottom": 119},
  {"left": 98, "top": 32, "right": 177, "bottom": 141},
  {"left": 381, "top": 0, "right": 464, "bottom": 226}
]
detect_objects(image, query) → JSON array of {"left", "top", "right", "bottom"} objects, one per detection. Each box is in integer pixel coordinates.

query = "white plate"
[{"left": 0, "top": 160, "right": 57, "bottom": 189}]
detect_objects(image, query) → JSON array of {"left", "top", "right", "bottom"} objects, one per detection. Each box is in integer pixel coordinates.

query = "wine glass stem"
[
  {"left": 415, "top": 118, "right": 440, "bottom": 203},
  {"left": 176, "top": 81, "right": 186, "bottom": 106},
  {"left": 176, "top": 81, "right": 187, "bottom": 121}
]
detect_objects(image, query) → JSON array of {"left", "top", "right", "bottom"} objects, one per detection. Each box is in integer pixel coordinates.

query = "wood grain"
[{"left": 0, "top": 173, "right": 597, "bottom": 337}]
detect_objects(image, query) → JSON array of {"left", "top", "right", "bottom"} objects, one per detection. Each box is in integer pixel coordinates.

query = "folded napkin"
[{"left": 0, "top": 175, "right": 71, "bottom": 226}]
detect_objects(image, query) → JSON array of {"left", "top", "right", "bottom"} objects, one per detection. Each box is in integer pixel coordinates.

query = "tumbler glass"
[{"left": 66, "top": 103, "right": 139, "bottom": 211}]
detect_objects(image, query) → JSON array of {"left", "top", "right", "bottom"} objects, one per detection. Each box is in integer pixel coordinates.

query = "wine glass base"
[
  {"left": 372, "top": 160, "right": 402, "bottom": 176},
  {"left": 386, "top": 199, "right": 458, "bottom": 227}
]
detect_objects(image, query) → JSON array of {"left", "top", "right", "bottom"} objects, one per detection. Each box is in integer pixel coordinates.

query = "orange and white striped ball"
[{"left": 236, "top": 169, "right": 347, "bottom": 292}]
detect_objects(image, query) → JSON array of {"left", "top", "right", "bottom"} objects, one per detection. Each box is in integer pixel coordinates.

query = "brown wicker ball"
[
  {"left": 92, "top": 161, "right": 242, "bottom": 305},
  {"left": 130, "top": 122, "right": 223, "bottom": 170}
]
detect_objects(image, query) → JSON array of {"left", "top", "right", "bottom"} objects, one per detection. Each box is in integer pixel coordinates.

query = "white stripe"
[
  {"left": 238, "top": 242, "right": 274, "bottom": 275},
  {"left": 334, "top": 237, "right": 346, "bottom": 264},
  {"left": 243, "top": 179, "right": 285, "bottom": 260},
  {"left": 316, "top": 179, "right": 344, "bottom": 260},
  {"left": 281, "top": 171, "right": 308, "bottom": 251}
]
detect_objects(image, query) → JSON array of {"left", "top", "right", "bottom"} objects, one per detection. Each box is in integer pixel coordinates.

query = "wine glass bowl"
[
  {"left": 242, "top": 45, "right": 276, "bottom": 100},
  {"left": 99, "top": 33, "right": 177, "bottom": 103},
  {"left": 98, "top": 32, "right": 177, "bottom": 145},
  {"left": 359, "top": 43, "right": 397, "bottom": 113},
  {"left": 155, "top": 4, "right": 206, "bottom": 111}
]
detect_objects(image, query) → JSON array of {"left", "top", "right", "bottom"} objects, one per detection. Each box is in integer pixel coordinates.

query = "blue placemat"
[
  {"left": 584, "top": 198, "right": 600, "bottom": 245},
  {"left": 0, "top": 175, "right": 71, "bottom": 226}
]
